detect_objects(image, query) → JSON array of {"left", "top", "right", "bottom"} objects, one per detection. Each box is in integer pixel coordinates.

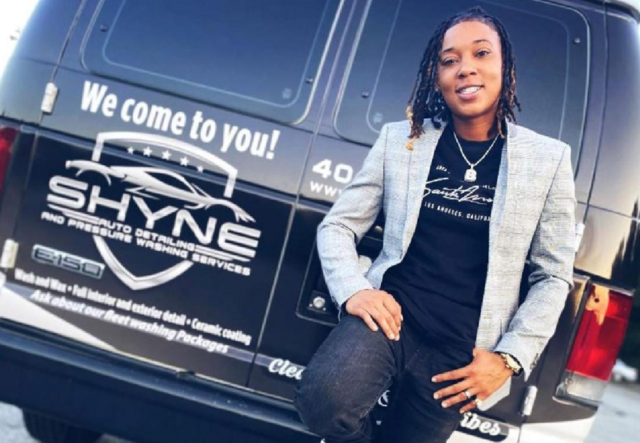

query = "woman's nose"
[{"left": 457, "top": 59, "right": 478, "bottom": 77}]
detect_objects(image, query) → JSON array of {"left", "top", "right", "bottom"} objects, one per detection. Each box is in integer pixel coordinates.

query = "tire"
[{"left": 22, "top": 410, "right": 102, "bottom": 443}]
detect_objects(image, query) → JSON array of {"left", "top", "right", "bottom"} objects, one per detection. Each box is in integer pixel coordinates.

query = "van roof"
[{"left": 605, "top": 0, "right": 640, "bottom": 20}]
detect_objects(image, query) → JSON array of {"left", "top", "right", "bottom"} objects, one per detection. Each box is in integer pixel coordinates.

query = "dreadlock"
[{"left": 404, "top": 6, "right": 521, "bottom": 150}]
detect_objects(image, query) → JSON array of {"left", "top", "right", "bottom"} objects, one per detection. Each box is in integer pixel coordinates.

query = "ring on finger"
[{"left": 463, "top": 390, "right": 472, "bottom": 400}]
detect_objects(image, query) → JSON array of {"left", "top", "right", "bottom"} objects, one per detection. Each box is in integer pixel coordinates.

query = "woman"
[{"left": 294, "top": 6, "right": 576, "bottom": 443}]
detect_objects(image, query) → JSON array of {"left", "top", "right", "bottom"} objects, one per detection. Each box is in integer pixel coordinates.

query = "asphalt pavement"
[
  {"left": 585, "top": 381, "right": 640, "bottom": 443},
  {"left": 0, "top": 405, "right": 129, "bottom": 443},
  {"left": 1, "top": 382, "right": 639, "bottom": 442}
]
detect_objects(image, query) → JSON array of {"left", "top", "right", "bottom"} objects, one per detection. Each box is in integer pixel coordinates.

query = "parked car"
[
  {"left": 612, "top": 359, "right": 638, "bottom": 383},
  {"left": 0, "top": 1, "right": 636, "bottom": 442}
]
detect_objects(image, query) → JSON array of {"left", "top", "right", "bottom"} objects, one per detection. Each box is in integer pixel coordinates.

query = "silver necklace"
[{"left": 453, "top": 131, "right": 500, "bottom": 183}]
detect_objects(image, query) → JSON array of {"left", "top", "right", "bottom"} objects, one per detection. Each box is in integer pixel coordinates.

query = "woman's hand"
[
  {"left": 432, "top": 348, "right": 513, "bottom": 413},
  {"left": 345, "top": 289, "right": 403, "bottom": 341}
]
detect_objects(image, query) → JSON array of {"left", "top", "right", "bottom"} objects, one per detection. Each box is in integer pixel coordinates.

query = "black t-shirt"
[{"left": 380, "top": 124, "right": 504, "bottom": 352}]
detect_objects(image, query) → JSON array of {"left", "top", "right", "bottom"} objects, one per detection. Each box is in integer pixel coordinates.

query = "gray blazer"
[{"left": 316, "top": 119, "right": 576, "bottom": 410}]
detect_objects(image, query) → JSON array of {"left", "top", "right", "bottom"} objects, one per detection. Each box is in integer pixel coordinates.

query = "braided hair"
[{"left": 404, "top": 6, "right": 520, "bottom": 150}]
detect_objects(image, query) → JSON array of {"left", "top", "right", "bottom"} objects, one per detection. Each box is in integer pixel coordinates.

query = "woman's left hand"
[{"left": 432, "top": 348, "right": 513, "bottom": 413}]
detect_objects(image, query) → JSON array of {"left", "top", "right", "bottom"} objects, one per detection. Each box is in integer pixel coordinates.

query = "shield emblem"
[{"left": 58, "top": 132, "right": 248, "bottom": 290}]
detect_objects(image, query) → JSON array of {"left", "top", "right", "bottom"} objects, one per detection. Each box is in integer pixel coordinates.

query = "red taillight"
[
  {"left": 0, "top": 127, "right": 18, "bottom": 195},
  {"left": 566, "top": 284, "right": 633, "bottom": 380}
]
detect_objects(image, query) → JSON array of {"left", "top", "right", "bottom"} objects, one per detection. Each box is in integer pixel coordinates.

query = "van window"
[
  {"left": 336, "top": 0, "right": 588, "bottom": 167},
  {"left": 83, "top": 0, "right": 340, "bottom": 124}
]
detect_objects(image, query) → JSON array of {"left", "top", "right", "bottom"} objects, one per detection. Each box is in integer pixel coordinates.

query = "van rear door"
[{"left": 0, "top": 0, "right": 342, "bottom": 387}]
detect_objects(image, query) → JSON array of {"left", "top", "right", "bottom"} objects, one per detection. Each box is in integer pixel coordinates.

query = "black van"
[{"left": 0, "top": 1, "right": 636, "bottom": 442}]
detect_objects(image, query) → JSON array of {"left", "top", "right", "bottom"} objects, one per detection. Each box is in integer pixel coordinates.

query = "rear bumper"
[{"left": 0, "top": 320, "right": 318, "bottom": 443}]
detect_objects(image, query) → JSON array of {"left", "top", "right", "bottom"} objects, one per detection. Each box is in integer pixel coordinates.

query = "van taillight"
[
  {"left": 557, "top": 283, "right": 633, "bottom": 406},
  {"left": 566, "top": 285, "right": 632, "bottom": 380},
  {"left": 0, "top": 127, "right": 18, "bottom": 195}
]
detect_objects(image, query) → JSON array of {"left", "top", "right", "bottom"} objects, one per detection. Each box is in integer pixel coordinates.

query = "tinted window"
[
  {"left": 83, "top": 0, "right": 340, "bottom": 124},
  {"left": 336, "top": 0, "right": 588, "bottom": 167}
]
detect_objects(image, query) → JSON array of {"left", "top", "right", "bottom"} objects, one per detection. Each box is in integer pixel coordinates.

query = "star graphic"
[
  {"left": 127, "top": 147, "right": 135, "bottom": 155},
  {"left": 197, "top": 165, "right": 204, "bottom": 173},
  {"left": 162, "top": 150, "right": 171, "bottom": 160},
  {"left": 143, "top": 146, "right": 152, "bottom": 157},
  {"left": 180, "top": 156, "right": 189, "bottom": 166}
]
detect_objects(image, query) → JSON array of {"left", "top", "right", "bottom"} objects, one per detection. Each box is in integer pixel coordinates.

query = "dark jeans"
[{"left": 294, "top": 312, "right": 473, "bottom": 443}]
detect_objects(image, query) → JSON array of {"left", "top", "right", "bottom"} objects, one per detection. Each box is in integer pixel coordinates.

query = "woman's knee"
[
  {"left": 293, "top": 316, "right": 396, "bottom": 437},
  {"left": 294, "top": 371, "right": 366, "bottom": 438}
]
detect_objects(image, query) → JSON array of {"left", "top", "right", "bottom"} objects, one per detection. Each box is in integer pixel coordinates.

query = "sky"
[{"left": 0, "top": 0, "right": 41, "bottom": 81}]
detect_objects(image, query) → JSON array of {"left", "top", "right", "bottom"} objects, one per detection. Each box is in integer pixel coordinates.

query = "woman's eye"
[
  {"left": 477, "top": 50, "right": 491, "bottom": 57},
  {"left": 441, "top": 58, "right": 456, "bottom": 66}
]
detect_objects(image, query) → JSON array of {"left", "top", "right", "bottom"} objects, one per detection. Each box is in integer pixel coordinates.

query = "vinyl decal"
[{"left": 43, "top": 132, "right": 262, "bottom": 290}]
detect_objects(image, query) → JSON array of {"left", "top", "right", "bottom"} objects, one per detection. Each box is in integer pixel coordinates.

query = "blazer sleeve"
[
  {"left": 316, "top": 123, "right": 390, "bottom": 312},
  {"left": 494, "top": 143, "right": 577, "bottom": 380}
]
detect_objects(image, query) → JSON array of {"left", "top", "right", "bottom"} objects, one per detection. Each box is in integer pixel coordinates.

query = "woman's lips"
[{"left": 456, "top": 85, "right": 483, "bottom": 100}]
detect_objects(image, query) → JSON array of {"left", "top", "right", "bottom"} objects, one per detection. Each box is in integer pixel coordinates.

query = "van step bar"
[{"left": 0, "top": 320, "right": 318, "bottom": 443}]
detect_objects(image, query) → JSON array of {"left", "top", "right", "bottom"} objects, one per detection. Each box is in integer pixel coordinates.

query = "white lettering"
[
  {"left": 172, "top": 210, "right": 218, "bottom": 244},
  {"left": 102, "top": 93, "right": 118, "bottom": 117},
  {"left": 234, "top": 128, "right": 251, "bottom": 152},
  {"left": 461, "top": 412, "right": 481, "bottom": 430},
  {"left": 48, "top": 176, "right": 88, "bottom": 209},
  {"left": 81, "top": 81, "right": 115, "bottom": 115},
  {"left": 460, "top": 413, "right": 503, "bottom": 436},
  {"left": 133, "top": 197, "right": 178, "bottom": 229},
  {"left": 87, "top": 186, "right": 130, "bottom": 222},
  {"left": 190, "top": 111, "right": 203, "bottom": 140},
  {"left": 171, "top": 112, "right": 187, "bottom": 135},
  {"left": 120, "top": 98, "right": 135, "bottom": 122},
  {"left": 268, "top": 359, "right": 303, "bottom": 381},
  {"left": 41, "top": 211, "right": 64, "bottom": 224},
  {"left": 146, "top": 105, "right": 173, "bottom": 132},
  {"left": 132, "top": 101, "right": 149, "bottom": 125},
  {"left": 250, "top": 132, "right": 268, "bottom": 157},
  {"left": 191, "top": 318, "right": 222, "bottom": 336},
  {"left": 220, "top": 123, "right": 237, "bottom": 153},
  {"left": 218, "top": 222, "right": 260, "bottom": 258},
  {"left": 200, "top": 119, "right": 217, "bottom": 143}
]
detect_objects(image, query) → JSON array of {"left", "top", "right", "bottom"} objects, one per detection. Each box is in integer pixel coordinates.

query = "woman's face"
[{"left": 436, "top": 20, "right": 503, "bottom": 123}]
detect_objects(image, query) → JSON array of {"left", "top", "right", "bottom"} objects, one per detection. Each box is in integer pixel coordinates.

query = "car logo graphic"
[
  {"left": 56, "top": 132, "right": 254, "bottom": 290},
  {"left": 65, "top": 162, "right": 254, "bottom": 222}
]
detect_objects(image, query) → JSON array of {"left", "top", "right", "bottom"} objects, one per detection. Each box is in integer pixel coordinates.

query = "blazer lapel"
[
  {"left": 488, "top": 121, "right": 522, "bottom": 255},
  {"left": 401, "top": 121, "right": 443, "bottom": 253},
  {"left": 487, "top": 124, "right": 510, "bottom": 255},
  {"left": 477, "top": 121, "right": 527, "bottom": 349}
]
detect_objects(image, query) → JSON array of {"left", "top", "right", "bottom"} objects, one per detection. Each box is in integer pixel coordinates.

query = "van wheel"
[{"left": 22, "top": 411, "right": 102, "bottom": 443}]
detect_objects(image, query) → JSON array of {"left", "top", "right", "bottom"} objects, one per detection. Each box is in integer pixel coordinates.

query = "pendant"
[{"left": 464, "top": 168, "right": 477, "bottom": 182}]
